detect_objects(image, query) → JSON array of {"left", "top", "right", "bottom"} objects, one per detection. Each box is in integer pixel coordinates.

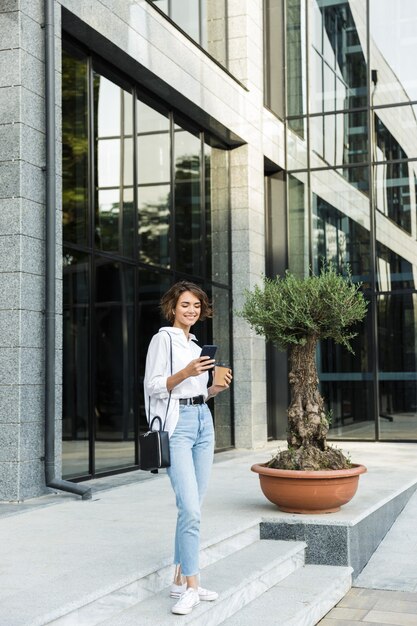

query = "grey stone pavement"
[{"left": 1, "top": 440, "right": 417, "bottom": 625}]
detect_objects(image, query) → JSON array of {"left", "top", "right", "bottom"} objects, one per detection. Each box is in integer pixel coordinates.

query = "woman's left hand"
[{"left": 208, "top": 369, "right": 233, "bottom": 398}]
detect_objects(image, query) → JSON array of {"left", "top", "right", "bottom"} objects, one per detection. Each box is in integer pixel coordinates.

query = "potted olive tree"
[{"left": 239, "top": 264, "right": 368, "bottom": 513}]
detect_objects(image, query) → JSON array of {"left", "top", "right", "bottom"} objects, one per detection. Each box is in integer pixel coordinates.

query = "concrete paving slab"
[{"left": 0, "top": 441, "right": 416, "bottom": 625}]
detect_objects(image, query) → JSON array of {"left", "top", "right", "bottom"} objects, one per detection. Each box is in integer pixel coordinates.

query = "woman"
[{"left": 144, "top": 281, "right": 232, "bottom": 616}]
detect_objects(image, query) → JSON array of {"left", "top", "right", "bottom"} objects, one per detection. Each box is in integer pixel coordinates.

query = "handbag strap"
[{"left": 148, "top": 331, "right": 173, "bottom": 431}]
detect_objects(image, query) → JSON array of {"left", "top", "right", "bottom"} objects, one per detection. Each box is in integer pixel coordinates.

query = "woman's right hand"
[
  {"left": 183, "top": 356, "right": 215, "bottom": 378},
  {"left": 167, "top": 357, "right": 215, "bottom": 391}
]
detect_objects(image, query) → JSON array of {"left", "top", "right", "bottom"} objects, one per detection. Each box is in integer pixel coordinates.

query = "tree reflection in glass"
[{"left": 62, "top": 48, "right": 89, "bottom": 245}]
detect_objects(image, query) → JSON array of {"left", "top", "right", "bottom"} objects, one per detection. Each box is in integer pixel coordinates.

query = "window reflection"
[
  {"left": 287, "top": 0, "right": 307, "bottom": 132},
  {"left": 378, "top": 293, "right": 417, "bottom": 439},
  {"left": 370, "top": 0, "right": 417, "bottom": 106},
  {"left": 174, "top": 127, "right": 202, "bottom": 275},
  {"left": 62, "top": 48, "right": 88, "bottom": 245},
  {"left": 285, "top": 1, "right": 417, "bottom": 444},
  {"left": 94, "top": 75, "right": 134, "bottom": 255},
  {"left": 311, "top": 0, "right": 367, "bottom": 114},
  {"left": 62, "top": 42, "right": 231, "bottom": 478},
  {"left": 321, "top": 380, "right": 374, "bottom": 439},
  {"left": 149, "top": 0, "right": 227, "bottom": 67},
  {"left": 319, "top": 307, "right": 373, "bottom": 440},
  {"left": 288, "top": 173, "right": 309, "bottom": 277},
  {"left": 376, "top": 241, "right": 414, "bottom": 291},
  {"left": 313, "top": 194, "right": 370, "bottom": 285},
  {"left": 311, "top": 110, "right": 368, "bottom": 168},
  {"left": 137, "top": 271, "right": 172, "bottom": 441},
  {"left": 373, "top": 111, "right": 417, "bottom": 233},
  {"left": 63, "top": 250, "right": 90, "bottom": 478},
  {"left": 137, "top": 100, "right": 171, "bottom": 267},
  {"left": 264, "top": 0, "right": 285, "bottom": 117},
  {"left": 95, "top": 260, "right": 135, "bottom": 472}
]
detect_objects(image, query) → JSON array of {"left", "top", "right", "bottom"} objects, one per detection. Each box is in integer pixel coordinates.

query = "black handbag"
[
  {"left": 139, "top": 332, "right": 172, "bottom": 473},
  {"left": 139, "top": 416, "right": 170, "bottom": 472}
]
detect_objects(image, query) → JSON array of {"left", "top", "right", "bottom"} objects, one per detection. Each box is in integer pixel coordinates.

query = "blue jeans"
[{"left": 167, "top": 404, "right": 215, "bottom": 577}]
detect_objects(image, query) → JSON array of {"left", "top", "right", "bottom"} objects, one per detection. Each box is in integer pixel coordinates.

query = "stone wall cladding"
[{"left": 0, "top": 0, "right": 58, "bottom": 500}]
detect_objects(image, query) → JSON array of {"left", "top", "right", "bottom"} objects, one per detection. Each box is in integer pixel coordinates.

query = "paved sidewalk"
[
  {"left": 0, "top": 441, "right": 417, "bottom": 625},
  {"left": 319, "top": 483, "right": 417, "bottom": 625}
]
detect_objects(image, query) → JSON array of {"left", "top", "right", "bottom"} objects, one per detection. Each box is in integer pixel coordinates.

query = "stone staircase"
[{"left": 48, "top": 524, "right": 351, "bottom": 626}]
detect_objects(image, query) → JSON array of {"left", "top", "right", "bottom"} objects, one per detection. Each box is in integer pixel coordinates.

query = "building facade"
[{"left": 1, "top": 0, "right": 417, "bottom": 500}]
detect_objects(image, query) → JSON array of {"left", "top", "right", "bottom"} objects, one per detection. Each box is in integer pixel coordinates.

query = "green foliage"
[{"left": 238, "top": 264, "right": 368, "bottom": 353}]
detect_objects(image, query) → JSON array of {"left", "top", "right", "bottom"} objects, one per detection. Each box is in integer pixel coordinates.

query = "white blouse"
[{"left": 143, "top": 326, "right": 210, "bottom": 437}]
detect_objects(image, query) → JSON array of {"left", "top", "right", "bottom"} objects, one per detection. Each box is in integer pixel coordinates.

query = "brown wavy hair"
[{"left": 160, "top": 281, "right": 212, "bottom": 324}]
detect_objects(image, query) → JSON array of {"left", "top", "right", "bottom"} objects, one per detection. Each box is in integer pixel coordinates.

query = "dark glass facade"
[
  {"left": 62, "top": 40, "right": 232, "bottom": 479},
  {"left": 283, "top": 0, "right": 417, "bottom": 441}
]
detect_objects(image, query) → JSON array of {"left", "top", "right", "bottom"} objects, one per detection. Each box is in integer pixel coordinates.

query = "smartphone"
[{"left": 200, "top": 344, "right": 217, "bottom": 359}]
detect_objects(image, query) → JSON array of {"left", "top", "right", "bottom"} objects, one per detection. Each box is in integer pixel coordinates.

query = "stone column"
[
  {"left": 228, "top": 0, "right": 268, "bottom": 448},
  {"left": 0, "top": 1, "right": 61, "bottom": 500}
]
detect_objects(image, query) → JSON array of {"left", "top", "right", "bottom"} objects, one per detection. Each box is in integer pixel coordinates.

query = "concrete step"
[
  {"left": 47, "top": 522, "right": 260, "bottom": 625},
  {"left": 96, "top": 540, "right": 306, "bottom": 626},
  {"left": 220, "top": 564, "right": 352, "bottom": 626}
]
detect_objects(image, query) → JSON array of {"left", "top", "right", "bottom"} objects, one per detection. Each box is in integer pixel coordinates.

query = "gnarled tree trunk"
[
  {"left": 268, "top": 336, "right": 351, "bottom": 470},
  {"left": 287, "top": 336, "right": 328, "bottom": 450}
]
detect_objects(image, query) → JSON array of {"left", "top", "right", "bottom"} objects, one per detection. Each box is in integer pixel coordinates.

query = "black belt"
[{"left": 179, "top": 395, "right": 205, "bottom": 405}]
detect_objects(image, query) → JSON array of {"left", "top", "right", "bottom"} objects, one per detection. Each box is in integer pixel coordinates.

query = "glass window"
[
  {"left": 321, "top": 380, "right": 375, "bottom": 439},
  {"left": 311, "top": 0, "right": 367, "bottom": 114},
  {"left": 374, "top": 112, "right": 409, "bottom": 162},
  {"left": 94, "top": 260, "right": 136, "bottom": 472},
  {"left": 287, "top": 0, "right": 307, "bottom": 129},
  {"left": 137, "top": 99, "right": 171, "bottom": 267},
  {"left": 310, "top": 110, "right": 368, "bottom": 168},
  {"left": 172, "top": 0, "right": 199, "bottom": 42},
  {"left": 313, "top": 194, "right": 371, "bottom": 286},
  {"left": 287, "top": 119, "right": 308, "bottom": 170},
  {"left": 137, "top": 100, "right": 170, "bottom": 184},
  {"left": 62, "top": 41, "right": 232, "bottom": 479},
  {"left": 376, "top": 241, "right": 415, "bottom": 291},
  {"left": 370, "top": 0, "right": 417, "bottom": 107},
  {"left": 264, "top": 0, "right": 285, "bottom": 118},
  {"left": 63, "top": 249, "right": 90, "bottom": 479},
  {"left": 285, "top": 1, "right": 417, "bottom": 445},
  {"left": 62, "top": 48, "right": 89, "bottom": 246},
  {"left": 149, "top": 0, "right": 227, "bottom": 67},
  {"left": 174, "top": 126, "right": 203, "bottom": 275},
  {"left": 310, "top": 165, "right": 370, "bottom": 254},
  {"left": 288, "top": 172, "right": 309, "bottom": 277},
  {"left": 138, "top": 185, "right": 171, "bottom": 267},
  {"left": 319, "top": 305, "right": 374, "bottom": 440},
  {"left": 378, "top": 293, "right": 417, "bottom": 440},
  {"left": 374, "top": 161, "right": 412, "bottom": 232},
  {"left": 137, "top": 270, "right": 172, "bottom": 437},
  {"left": 372, "top": 108, "right": 417, "bottom": 234},
  {"left": 94, "top": 73, "right": 134, "bottom": 256}
]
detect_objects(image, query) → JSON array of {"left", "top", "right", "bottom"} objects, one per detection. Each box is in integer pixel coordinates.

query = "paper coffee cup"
[{"left": 213, "top": 364, "right": 230, "bottom": 386}]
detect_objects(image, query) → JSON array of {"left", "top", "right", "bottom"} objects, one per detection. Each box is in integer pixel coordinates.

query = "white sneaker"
[
  {"left": 197, "top": 586, "right": 218, "bottom": 601},
  {"left": 170, "top": 582, "right": 186, "bottom": 598},
  {"left": 170, "top": 582, "right": 218, "bottom": 602},
  {"left": 171, "top": 587, "right": 200, "bottom": 615}
]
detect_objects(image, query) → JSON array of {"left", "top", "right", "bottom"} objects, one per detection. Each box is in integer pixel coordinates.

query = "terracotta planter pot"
[{"left": 251, "top": 462, "right": 367, "bottom": 514}]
